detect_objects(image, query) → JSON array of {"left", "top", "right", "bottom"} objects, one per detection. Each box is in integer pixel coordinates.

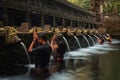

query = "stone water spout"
[
  {"left": 89, "top": 29, "right": 95, "bottom": 35},
  {"left": 75, "top": 28, "right": 82, "bottom": 36},
  {"left": 82, "top": 28, "right": 89, "bottom": 35},
  {"left": 94, "top": 29, "right": 99, "bottom": 34},
  {"left": 29, "top": 26, "right": 43, "bottom": 33},
  {"left": 66, "top": 28, "right": 74, "bottom": 36},
  {"left": 0, "top": 26, "right": 31, "bottom": 66},
  {"left": 62, "top": 28, "right": 67, "bottom": 33},
  {"left": 1, "top": 26, "right": 21, "bottom": 45},
  {"left": 55, "top": 27, "right": 62, "bottom": 33}
]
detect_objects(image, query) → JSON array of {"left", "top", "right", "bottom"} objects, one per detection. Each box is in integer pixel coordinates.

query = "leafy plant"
[{"left": 67, "top": 0, "right": 120, "bottom": 16}]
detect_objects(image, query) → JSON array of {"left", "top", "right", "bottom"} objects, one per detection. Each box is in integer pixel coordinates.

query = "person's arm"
[
  {"left": 50, "top": 34, "right": 59, "bottom": 53},
  {"left": 28, "top": 32, "right": 38, "bottom": 53},
  {"left": 50, "top": 34, "right": 56, "bottom": 46},
  {"left": 28, "top": 40, "right": 36, "bottom": 52}
]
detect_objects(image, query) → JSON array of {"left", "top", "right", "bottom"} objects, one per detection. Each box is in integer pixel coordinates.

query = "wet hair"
[{"left": 38, "top": 33, "right": 47, "bottom": 41}]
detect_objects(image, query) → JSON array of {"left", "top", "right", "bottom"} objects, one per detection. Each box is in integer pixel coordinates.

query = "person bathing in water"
[
  {"left": 50, "top": 33, "right": 67, "bottom": 63},
  {"left": 28, "top": 32, "right": 52, "bottom": 71}
]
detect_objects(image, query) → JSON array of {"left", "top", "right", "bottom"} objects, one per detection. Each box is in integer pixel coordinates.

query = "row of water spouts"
[
  {"left": 19, "top": 33, "right": 107, "bottom": 74},
  {"left": 59, "top": 33, "right": 107, "bottom": 52},
  {"left": 18, "top": 26, "right": 105, "bottom": 62},
  {"left": 20, "top": 33, "right": 107, "bottom": 65}
]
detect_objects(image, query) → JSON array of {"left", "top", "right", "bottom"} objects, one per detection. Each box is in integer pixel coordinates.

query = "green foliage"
[
  {"left": 103, "top": 0, "right": 120, "bottom": 16},
  {"left": 67, "top": 0, "right": 90, "bottom": 10},
  {"left": 67, "top": 0, "right": 120, "bottom": 16}
]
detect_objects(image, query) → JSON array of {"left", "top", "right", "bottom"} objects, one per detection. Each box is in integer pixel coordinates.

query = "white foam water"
[
  {"left": 64, "top": 39, "right": 120, "bottom": 59},
  {"left": 47, "top": 72, "right": 74, "bottom": 80},
  {"left": 110, "top": 39, "right": 120, "bottom": 44},
  {"left": 24, "top": 64, "right": 35, "bottom": 68},
  {"left": 64, "top": 51, "right": 90, "bottom": 59}
]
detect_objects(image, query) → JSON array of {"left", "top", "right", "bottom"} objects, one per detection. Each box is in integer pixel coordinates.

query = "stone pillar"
[
  {"left": 93, "top": 24, "right": 95, "bottom": 28},
  {"left": 77, "top": 19, "right": 80, "bottom": 27},
  {"left": 24, "top": 12, "right": 30, "bottom": 28},
  {"left": 53, "top": 16, "right": 56, "bottom": 27},
  {"left": 84, "top": 23, "right": 86, "bottom": 28},
  {"left": 62, "top": 18, "right": 65, "bottom": 27},
  {"left": 41, "top": 14, "right": 44, "bottom": 27},
  {"left": 25, "top": 12, "right": 30, "bottom": 22},
  {"left": 70, "top": 20, "right": 72, "bottom": 27},
  {"left": 3, "top": 8, "right": 8, "bottom": 26},
  {"left": 88, "top": 24, "right": 91, "bottom": 28}
]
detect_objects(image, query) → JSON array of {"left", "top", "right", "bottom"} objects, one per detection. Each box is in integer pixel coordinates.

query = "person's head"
[{"left": 38, "top": 33, "right": 47, "bottom": 44}]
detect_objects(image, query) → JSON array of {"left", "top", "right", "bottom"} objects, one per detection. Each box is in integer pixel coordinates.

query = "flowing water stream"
[
  {"left": 74, "top": 36, "right": 81, "bottom": 48},
  {"left": 20, "top": 42, "right": 31, "bottom": 64},
  {"left": 82, "top": 35, "right": 90, "bottom": 47}
]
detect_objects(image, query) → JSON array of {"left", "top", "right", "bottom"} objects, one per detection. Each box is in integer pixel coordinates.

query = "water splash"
[
  {"left": 47, "top": 72, "right": 74, "bottom": 80},
  {"left": 64, "top": 39, "right": 120, "bottom": 59},
  {"left": 79, "top": 47, "right": 106, "bottom": 54}
]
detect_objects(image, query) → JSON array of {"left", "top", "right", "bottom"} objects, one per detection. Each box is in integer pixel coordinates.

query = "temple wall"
[{"left": 0, "top": 0, "right": 97, "bottom": 28}]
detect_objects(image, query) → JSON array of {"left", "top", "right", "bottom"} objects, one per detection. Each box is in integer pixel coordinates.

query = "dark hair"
[{"left": 38, "top": 33, "right": 47, "bottom": 41}]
